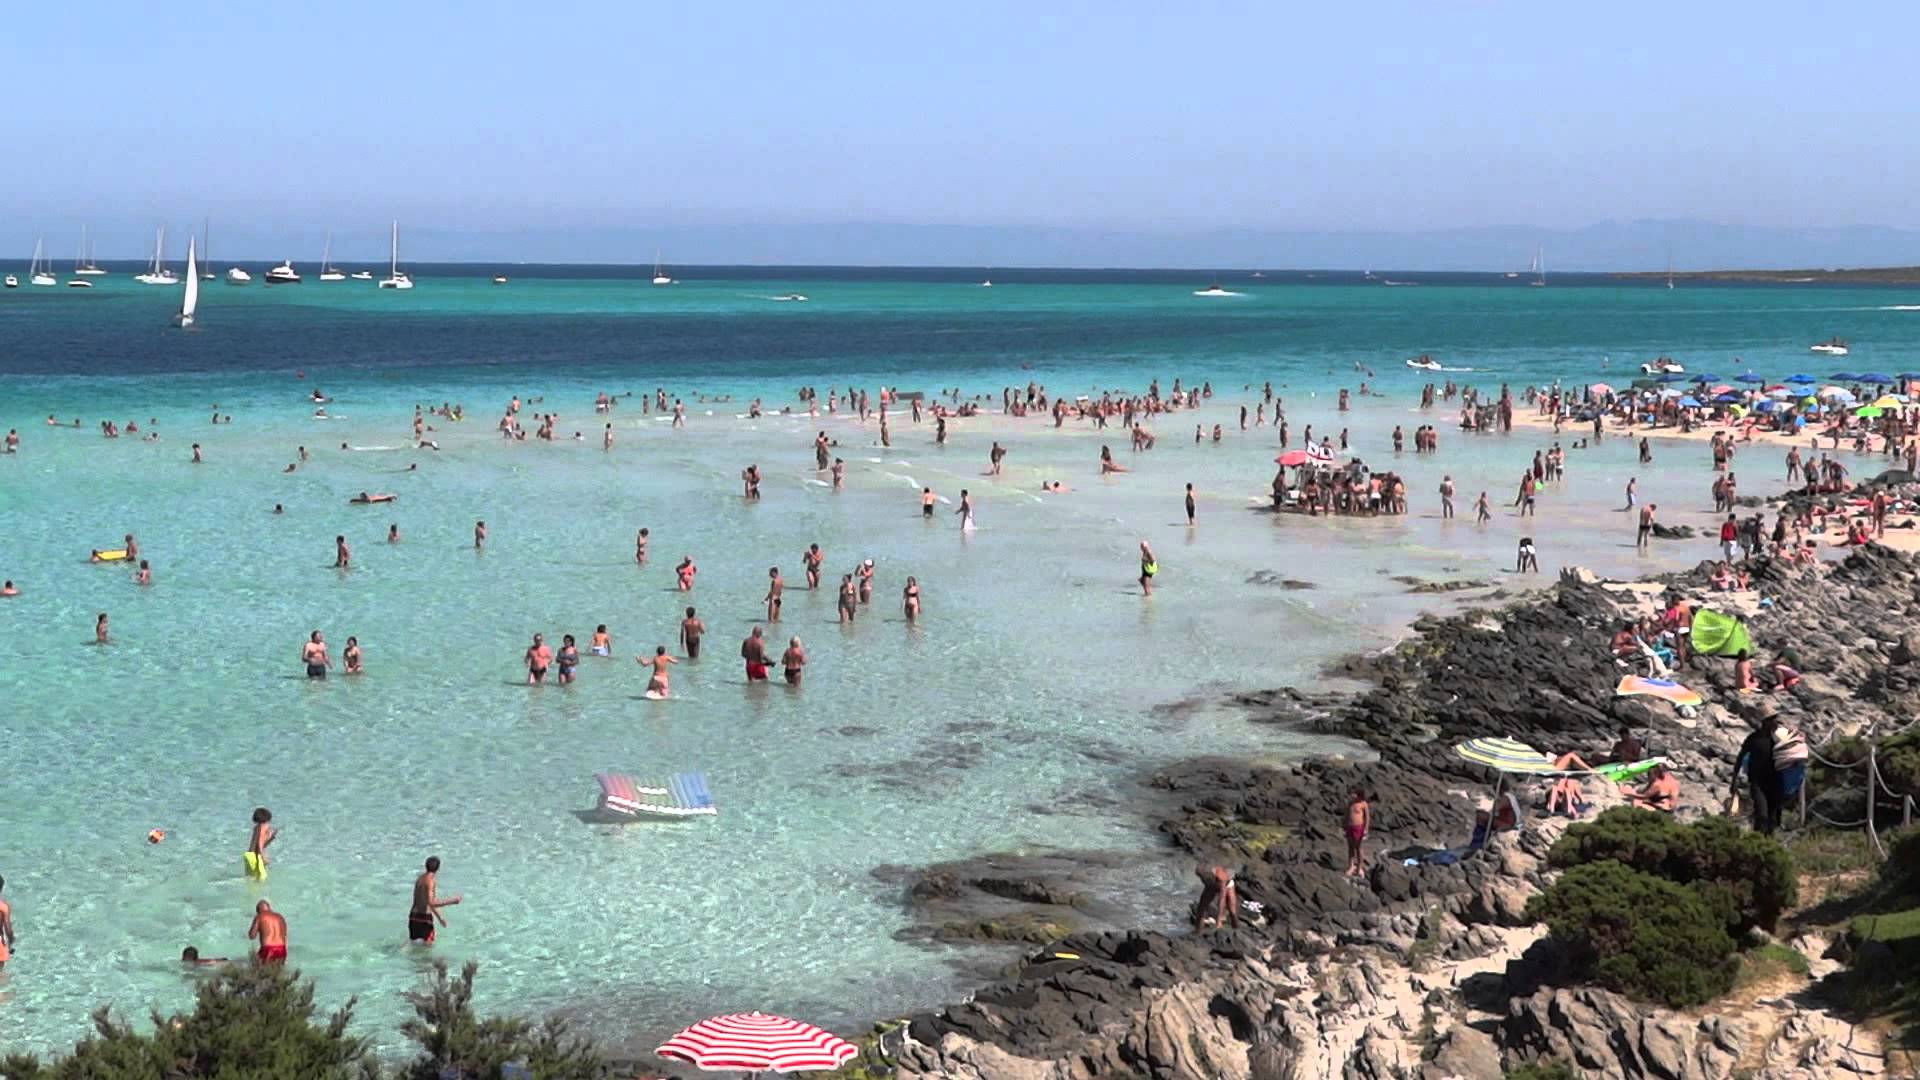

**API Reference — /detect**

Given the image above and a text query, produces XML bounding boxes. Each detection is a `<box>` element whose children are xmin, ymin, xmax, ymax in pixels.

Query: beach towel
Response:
<box><xmin>1690</xmin><ymin>608</ymin><xmax>1753</xmax><ymax>657</ymax></box>
<box><xmin>1614</xmin><ymin>675</ymin><xmax>1704</xmax><ymax>708</ymax></box>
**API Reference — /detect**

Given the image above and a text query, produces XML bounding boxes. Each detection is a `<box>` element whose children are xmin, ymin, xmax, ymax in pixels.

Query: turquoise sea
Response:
<box><xmin>1</xmin><ymin>267</ymin><xmax>1916</xmax><ymax>1057</ymax></box>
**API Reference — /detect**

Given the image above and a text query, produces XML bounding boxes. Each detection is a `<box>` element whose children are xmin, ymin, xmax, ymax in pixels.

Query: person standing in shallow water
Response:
<box><xmin>409</xmin><ymin>856</ymin><xmax>461</xmax><ymax>944</ymax></box>
<box><xmin>1438</xmin><ymin>475</ymin><xmax>1455</xmax><ymax>519</ymax></box>
<box><xmin>1184</xmin><ymin>483</ymin><xmax>1196</xmax><ymax>526</ymax></box>
<box><xmin>1139</xmin><ymin>540</ymin><xmax>1157</xmax><ymax>596</ymax></box>
<box><xmin>765</xmin><ymin>567</ymin><xmax>784</xmax><ymax>622</ymax></box>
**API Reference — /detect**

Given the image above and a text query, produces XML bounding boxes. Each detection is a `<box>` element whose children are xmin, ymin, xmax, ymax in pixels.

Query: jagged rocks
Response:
<box><xmin>1500</xmin><ymin>985</ymin><xmax>1721</xmax><ymax>1079</ymax></box>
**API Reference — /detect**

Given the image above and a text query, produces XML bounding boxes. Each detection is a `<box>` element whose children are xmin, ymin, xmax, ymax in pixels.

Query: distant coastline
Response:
<box><xmin>1614</xmin><ymin>266</ymin><xmax>1920</xmax><ymax>284</ymax></box>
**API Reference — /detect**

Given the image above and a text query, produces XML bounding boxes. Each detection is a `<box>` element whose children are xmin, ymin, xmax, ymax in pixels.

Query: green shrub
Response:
<box><xmin>1527</xmin><ymin>861</ymin><xmax>1737</xmax><ymax>1008</ymax></box>
<box><xmin>0</xmin><ymin>961</ymin><xmax>376</xmax><ymax>1080</ymax></box>
<box><xmin>1546</xmin><ymin>807</ymin><xmax>1797</xmax><ymax>933</ymax></box>
<box><xmin>1877</xmin><ymin>829</ymin><xmax>1920</xmax><ymax>904</ymax></box>
<box><xmin>0</xmin><ymin>961</ymin><xmax>604</xmax><ymax>1080</ymax></box>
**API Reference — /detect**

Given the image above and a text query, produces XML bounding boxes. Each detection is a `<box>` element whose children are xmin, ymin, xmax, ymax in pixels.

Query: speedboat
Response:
<box><xmin>66</xmin><ymin>278</ymin><xmax>92</xmax><ymax>288</ymax></box>
<box><xmin>1406</xmin><ymin>354</ymin><xmax>1444</xmax><ymax>371</ymax></box>
<box><xmin>492</xmin><ymin>275</ymin><xmax>509</xmax><ymax>284</ymax></box>
<box><xmin>265</xmin><ymin>261</ymin><xmax>301</xmax><ymax>284</ymax></box>
<box><xmin>980</xmin><ymin>279</ymin><xmax>993</xmax><ymax>287</ymax></box>
<box><xmin>1640</xmin><ymin>357</ymin><xmax>1686</xmax><ymax>375</ymax></box>
<box><xmin>1810</xmin><ymin>338</ymin><xmax>1849</xmax><ymax>356</ymax></box>
<box><xmin>350</xmin><ymin>270</ymin><xmax>373</xmax><ymax>280</ymax></box>
<box><xmin>1193</xmin><ymin>283</ymin><xmax>1239</xmax><ymax>297</ymax></box>
<box><xmin>772</xmin><ymin>293</ymin><xmax>808</xmax><ymax>302</ymax></box>
<box><xmin>3</xmin><ymin>275</ymin><xmax>16</xmax><ymax>288</ymax></box>
<box><xmin>226</xmin><ymin>267</ymin><xmax>252</xmax><ymax>285</ymax></box>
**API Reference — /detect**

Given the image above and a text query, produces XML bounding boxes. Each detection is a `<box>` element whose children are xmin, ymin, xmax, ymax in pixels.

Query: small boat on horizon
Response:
<box><xmin>135</xmin><ymin>228</ymin><xmax>179</xmax><ymax>285</ymax></box>
<box><xmin>74</xmin><ymin>225</ymin><xmax>107</xmax><ymax>276</ymax></box>
<box><xmin>1810</xmin><ymin>337</ymin><xmax>1849</xmax><ymax>356</ymax></box>
<box><xmin>28</xmin><ymin>238</ymin><xmax>58</xmax><ymax>286</ymax></box>
<box><xmin>350</xmin><ymin>270</ymin><xmax>374</xmax><ymax>280</ymax></box>
<box><xmin>265</xmin><ymin>260</ymin><xmax>302</xmax><ymax>285</ymax></box>
<box><xmin>493</xmin><ymin>275</ymin><xmax>509</xmax><ymax>284</ymax></box>
<box><xmin>1406</xmin><ymin>354</ymin><xmax>1444</xmax><ymax>371</ymax></box>
<box><xmin>771</xmin><ymin>293</ymin><xmax>808</xmax><ymax>302</ymax></box>
<box><xmin>1193</xmin><ymin>283</ymin><xmax>1241</xmax><ymax>297</ymax></box>
<box><xmin>200</xmin><ymin>220</ymin><xmax>217</xmax><ymax>280</ymax></box>
<box><xmin>226</xmin><ymin>267</ymin><xmax>252</xmax><ymax>285</ymax></box>
<box><xmin>1529</xmin><ymin>247</ymin><xmax>1547</xmax><ymax>287</ymax></box>
<box><xmin>378</xmin><ymin>222</ymin><xmax>413</xmax><ymax>290</ymax></box>
<box><xmin>2</xmin><ymin>275</ymin><xmax>15</xmax><ymax>288</ymax></box>
<box><xmin>318</xmin><ymin>231</ymin><xmax>346</xmax><ymax>282</ymax></box>
<box><xmin>651</xmin><ymin>250</ymin><xmax>673</xmax><ymax>286</ymax></box>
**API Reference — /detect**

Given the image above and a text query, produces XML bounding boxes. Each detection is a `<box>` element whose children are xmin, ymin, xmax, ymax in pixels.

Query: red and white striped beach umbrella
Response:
<box><xmin>655</xmin><ymin>1012</ymin><xmax>858</xmax><ymax>1074</ymax></box>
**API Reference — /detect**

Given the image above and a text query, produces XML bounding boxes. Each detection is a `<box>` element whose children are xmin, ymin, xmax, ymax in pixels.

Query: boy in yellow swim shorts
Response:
<box><xmin>246</xmin><ymin>807</ymin><xmax>276</xmax><ymax>880</ymax></box>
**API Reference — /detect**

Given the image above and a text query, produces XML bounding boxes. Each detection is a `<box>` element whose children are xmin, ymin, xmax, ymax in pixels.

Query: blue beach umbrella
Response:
<box><xmin>1829</xmin><ymin>372</ymin><xmax>1856</xmax><ymax>381</ymax></box>
<box><xmin>1733</xmin><ymin>372</ymin><xmax>1766</xmax><ymax>383</ymax></box>
<box><xmin>1679</xmin><ymin>395</ymin><xmax>1703</xmax><ymax>407</ymax></box>
<box><xmin>1785</xmin><ymin>374</ymin><xmax>1817</xmax><ymax>384</ymax></box>
<box><xmin>1898</xmin><ymin>372</ymin><xmax>1920</xmax><ymax>383</ymax></box>
<box><xmin>1690</xmin><ymin>373</ymin><xmax>1720</xmax><ymax>383</ymax></box>
<box><xmin>1657</xmin><ymin>372</ymin><xmax>1688</xmax><ymax>383</ymax></box>
<box><xmin>1859</xmin><ymin>373</ymin><xmax>1894</xmax><ymax>385</ymax></box>
<box><xmin>1755</xmin><ymin>400</ymin><xmax>1780</xmax><ymax>412</ymax></box>
<box><xmin>1714</xmin><ymin>392</ymin><xmax>1741</xmax><ymax>403</ymax></box>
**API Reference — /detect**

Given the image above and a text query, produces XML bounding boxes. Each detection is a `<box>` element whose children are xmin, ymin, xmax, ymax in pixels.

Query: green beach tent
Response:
<box><xmin>1691</xmin><ymin>608</ymin><xmax>1753</xmax><ymax>657</ymax></box>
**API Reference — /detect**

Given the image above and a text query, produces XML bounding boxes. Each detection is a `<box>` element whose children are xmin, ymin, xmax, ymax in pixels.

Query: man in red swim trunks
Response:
<box><xmin>247</xmin><ymin>900</ymin><xmax>288</xmax><ymax>964</ymax></box>
<box><xmin>741</xmin><ymin>626</ymin><xmax>771</xmax><ymax>682</ymax></box>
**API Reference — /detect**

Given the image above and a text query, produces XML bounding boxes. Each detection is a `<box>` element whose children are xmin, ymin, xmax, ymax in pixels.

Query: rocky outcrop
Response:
<box><xmin>877</xmin><ymin>550</ymin><xmax>1917</xmax><ymax>1080</ymax></box>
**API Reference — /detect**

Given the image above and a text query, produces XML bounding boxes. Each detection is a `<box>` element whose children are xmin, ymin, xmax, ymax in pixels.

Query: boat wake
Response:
<box><xmin>1881</xmin><ymin>305</ymin><xmax>1920</xmax><ymax>312</ymax></box>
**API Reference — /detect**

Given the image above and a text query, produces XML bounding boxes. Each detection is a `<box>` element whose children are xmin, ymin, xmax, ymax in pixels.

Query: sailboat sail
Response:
<box><xmin>179</xmin><ymin>239</ymin><xmax>200</xmax><ymax>325</ymax></box>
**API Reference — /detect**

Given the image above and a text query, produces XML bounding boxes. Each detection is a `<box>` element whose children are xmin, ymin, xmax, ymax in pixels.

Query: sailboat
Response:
<box><xmin>28</xmin><ymin>239</ymin><xmax>57</xmax><ymax>286</ymax></box>
<box><xmin>1530</xmin><ymin>247</ymin><xmax>1546</xmax><ymax>287</ymax></box>
<box><xmin>378</xmin><ymin>221</ymin><xmax>413</xmax><ymax>289</ymax></box>
<box><xmin>1665</xmin><ymin>251</ymin><xmax>1675</xmax><ymax>291</ymax></box>
<box><xmin>651</xmin><ymin>251</ymin><xmax>673</xmax><ymax>286</ymax></box>
<box><xmin>74</xmin><ymin>226</ymin><xmax>107</xmax><ymax>276</ymax></box>
<box><xmin>318</xmin><ymin>231</ymin><xmax>345</xmax><ymax>282</ymax></box>
<box><xmin>175</xmin><ymin>238</ymin><xmax>200</xmax><ymax>327</ymax></box>
<box><xmin>135</xmin><ymin>228</ymin><xmax>179</xmax><ymax>285</ymax></box>
<box><xmin>67</xmin><ymin>231</ymin><xmax>93</xmax><ymax>286</ymax></box>
<box><xmin>200</xmin><ymin>221</ymin><xmax>216</xmax><ymax>280</ymax></box>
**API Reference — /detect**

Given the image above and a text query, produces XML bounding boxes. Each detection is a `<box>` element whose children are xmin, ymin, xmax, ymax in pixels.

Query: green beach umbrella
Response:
<box><xmin>1690</xmin><ymin>609</ymin><xmax>1753</xmax><ymax>658</ymax></box>
<box><xmin>1857</xmin><ymin>406</ymin><xmax>1885</xmax><ymax>418</ymax></box>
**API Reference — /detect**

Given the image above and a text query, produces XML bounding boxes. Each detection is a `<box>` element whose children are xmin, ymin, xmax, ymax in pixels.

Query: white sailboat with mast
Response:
<box><xmin>378</xmin><ymin>221</ymin><xmax>413</xmax><ymax>289</ymax></box>
<box><xmin>29</xmin><ymin>238</ymin><xmax>57</xmax><ymax>286</ymax></box>
<box><xmin>1530</xmin><ymin>247</ymin><xmax>1546</xmax><ymax>287</ymax></box>
<box><xmin>319</xmin><ymin>231</ymin><xmax>345</xmax><ymax>282</ymax></box>
<box><xmin>135</xmin><ymin>228</ymin><xmax>179</xmax><ymax>285</ymax></box>
<box><xmin>200</xmin><ymin>220</ymin><xmax>217</xmax><ymax>280</ymax></box>
<box><xmin>74</xmin><ymin>226</ymin><xmax>107</xmax><ymax>276</ymax></box>
<box><xmin>175</xmin><ymin>238</ymin><xmax>200</xmax><ymax>327</ymax></box>
<box><xmin>651</xmin><ymin>250</ymin><xmax>673</xmax><ymax>286</ymax></box>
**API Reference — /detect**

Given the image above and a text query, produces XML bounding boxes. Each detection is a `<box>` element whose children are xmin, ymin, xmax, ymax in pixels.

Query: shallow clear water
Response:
<box><xmin>0</xmin><ymin>271</ymin><xmax>1911</xmax><ymax>1054</ymax></box>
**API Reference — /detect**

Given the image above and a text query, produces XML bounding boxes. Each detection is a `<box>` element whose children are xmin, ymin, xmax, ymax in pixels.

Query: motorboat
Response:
<box><xmin>1193</xmin><ymin>283</ymin><xmax>1240</xmax><ymax>297</ymax></box>
<box><xmin>492</xmin><ymin>275</ymin><xmax>509</xmax><ymax>284</ymax></box>
<box><xmin>1406</xmin><ymin>354</ymin><xmax>1444</xmax><ymax>372</ymax></box>
<box><xmin>1640</xmin><ymin>357</ymin><xmax>1685</xmax><ymax>375</ymax></box>
<box><xmin>265</xmin><ymin>261</ymin><xmax>302</xmax><ymax>284</ymax></box>
<box><xmin>1810</xmin><ymin>338</ymin><xmax>1849</xmax><ymax>356</ymax></box>
<box><xmin>650</xmin><ymin>250</ymin><xmax>672</xmax><ymax>285</ymax></box>
<box><xmin>29</xmin><ymin>238</ymin><xmax>57</xmax><ymax>286</ymax></box>
<box><xmin>350</xmin><ymin>270</ymin><xmax>374</xmax><ymax>280</ymax></box>
<box><xmin>377</xmin><ymin>222</ymin><xmax>413</xmax><ymax>289</ymax></box>
<box><xmin>318</xmin><ymin>231</ymin><xmax>345</xmax><ymax>281</ymax></box>
<box><xmin>226</xmin><ymin>267</ymin><xmax>252</xmax><ymax>285</ymax></box>
<box><xmin>771</xmin><ymin>293</ymin><xmax>808</xmax><ymax>302</ymax></box>
<box><xmin>3</xmin><ymin>275</ymin><xmax>15</xmax><ymax>288</ymax></box>
<box><xmin>66</xmin><ymin>278</ymin><xmax>92</xmax><ymax>288</ymax></box>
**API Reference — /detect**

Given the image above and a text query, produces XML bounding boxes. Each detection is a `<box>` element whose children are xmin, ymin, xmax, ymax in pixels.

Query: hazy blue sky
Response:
<box><xmin>3</xmin><ymin>4</ymin><xmax>1915</xmax><ymax>262</ymax></box>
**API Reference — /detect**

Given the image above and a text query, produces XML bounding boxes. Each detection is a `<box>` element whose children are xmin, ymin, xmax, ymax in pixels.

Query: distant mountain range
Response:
<box><xmin>12</xmin><ymin>219</ymin><xmax>1920</xmax><ymax>272</ymax></box>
